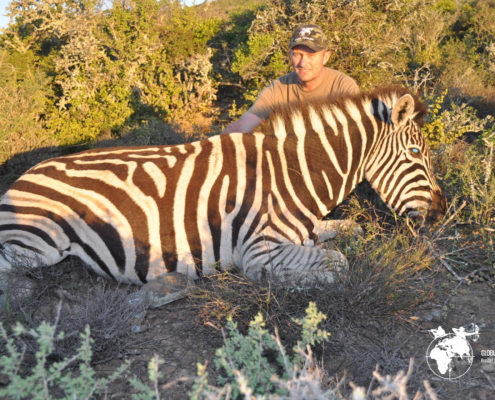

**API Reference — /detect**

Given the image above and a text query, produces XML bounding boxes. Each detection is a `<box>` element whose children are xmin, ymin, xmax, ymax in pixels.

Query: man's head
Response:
<box><xmin>289</xmin><ymin>24</ymin><xmax>330</xmax><ymax>88</ymax></box>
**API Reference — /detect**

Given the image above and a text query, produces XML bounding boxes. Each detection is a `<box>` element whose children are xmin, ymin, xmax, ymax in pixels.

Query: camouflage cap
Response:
<box><xmin>289</xmin><ymin>24</ymin><xmax>328</xmax><ymax>52</ymax></box>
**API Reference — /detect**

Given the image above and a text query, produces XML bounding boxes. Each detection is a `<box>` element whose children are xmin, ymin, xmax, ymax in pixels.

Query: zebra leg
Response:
<box><xmin>313</xmin><ymin>219</ymin><xmax>363</xmax><ymax>244</ymax></box>
<box><xmin>241</xmin><ymin>239</ymin><xmax>347</xmax><ymax>286</ymax></box>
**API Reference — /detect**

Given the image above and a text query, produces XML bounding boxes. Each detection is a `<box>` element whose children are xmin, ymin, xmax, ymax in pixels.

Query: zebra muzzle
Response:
<box><xmin>426</xmin><ymin>190</ymin><xmax>447</xmax><ymax>222</ymax></box>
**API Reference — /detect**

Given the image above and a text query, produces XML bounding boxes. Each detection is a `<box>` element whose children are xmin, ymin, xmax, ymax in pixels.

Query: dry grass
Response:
<box><xmin>190</xmin><ymin>198</ymin><xmax>436</xmax><ymax>325</ymax></box>
<box><xmin>0</xmin><ymin>259</ymin><xmax>149</xmax><ymax>364</ymax></box>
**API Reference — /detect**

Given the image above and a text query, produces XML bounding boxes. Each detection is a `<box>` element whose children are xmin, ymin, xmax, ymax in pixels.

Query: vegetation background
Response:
<box><xmin>0</xmin><ymin>0</ymin><xmax>494</xmax><ymax>399</ymax></box>
<box><xmin>1</xmin><ymin>0</ymin><xmax>494</xmax><ymax>162</ymax></box>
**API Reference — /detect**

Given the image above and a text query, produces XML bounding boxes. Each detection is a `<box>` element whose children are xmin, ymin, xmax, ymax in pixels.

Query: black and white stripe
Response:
<box><xmin>0</xmin><ymin>87</ymin><xmax>446</xmax><ymax>285</ymax></box>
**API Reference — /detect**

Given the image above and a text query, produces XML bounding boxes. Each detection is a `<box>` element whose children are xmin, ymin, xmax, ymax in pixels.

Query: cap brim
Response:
<box><xmin>289</xmin><ymin>40</ymin><xmax>325</xmax><ymax>52</ymax></box>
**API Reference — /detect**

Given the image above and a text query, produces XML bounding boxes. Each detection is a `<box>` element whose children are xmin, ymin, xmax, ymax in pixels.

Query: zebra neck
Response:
<box><xmin>305</xmin><ymin>104</ymin><xmax>374</xmax><ymax>215</ymax></box>
<box><xmin>363</xmin><ymin>124</ymin><xmax>392</xmax><ymax>193</ymax></box>
<box><xmin>265</xmin><ymin>111</ymin><xmax>372</xmax><ymax>219</ymax></box>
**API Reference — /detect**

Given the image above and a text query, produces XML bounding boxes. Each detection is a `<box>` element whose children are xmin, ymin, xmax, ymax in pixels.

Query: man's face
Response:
<box><xmin>290</xmin><ymin>45</ymin><xmax>330</xmax><ymax>84</ymax></box>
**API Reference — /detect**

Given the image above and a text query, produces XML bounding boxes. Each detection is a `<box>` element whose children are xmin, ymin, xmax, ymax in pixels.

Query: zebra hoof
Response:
<box><xmin>310</xmin><ymin>250</ymin><xmax>347</xmax><ymax>286</ymax></box>
<box><xmin>314</xmin><ymin>220</ymin><xmax>363</xmax><ymax>244</ymax></box>
<box><xmin>327</xmin><ymin>249</ymin><xmax>348</xmax><ymax>272</ymax></box>
<box><xmin>139</xmin><ymin>272</ymin><xmax>195</xmax><ymax>308</ymax></box>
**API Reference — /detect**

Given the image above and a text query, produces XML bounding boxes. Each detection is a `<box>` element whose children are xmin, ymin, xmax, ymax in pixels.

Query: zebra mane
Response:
<box><xmin>365</xmin><ymin>85</ymin><xmax>427</xmax><ymax>125</ymax></box>
<box><xmin>261</xmin><ymin>85</ymin><xmax>427</xmax><ymax>132</ymax></box>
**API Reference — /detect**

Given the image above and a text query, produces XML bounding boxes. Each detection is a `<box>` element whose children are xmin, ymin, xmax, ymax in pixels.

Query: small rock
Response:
<box><xmin>127</xmin><ymin>290</ymin><xmax>147</xmax><ymax>306</ymax></box>
<box><xmin>422</xmin><ymin>309</ymin><xmax>444</xmax><ymax>322</ymax></box>
<box><xmin>131</xmin><ymin>325</ymin><xmax>143</xmax><ymax>334</ymax></box>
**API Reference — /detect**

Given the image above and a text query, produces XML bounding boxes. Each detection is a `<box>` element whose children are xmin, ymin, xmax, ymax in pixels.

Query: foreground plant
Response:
<box><xmin>0</xmin><ymin>305</ymin><xmax>127</xmax><ymax>400</ymax></box>
<box><xmin>190</xmin><ymin>301</ymin><xmax>331</xmax><ymax>399</ymax></box>
<box><xmin>188</xmin><ymin>302</ymin><xmax>439</xmax><ymax>400</ymax></box>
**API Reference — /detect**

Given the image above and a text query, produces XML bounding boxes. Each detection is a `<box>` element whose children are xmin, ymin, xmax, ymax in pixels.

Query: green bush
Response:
<box><xmin>0</xmin><ymin>49</ymin><xmax>53</xmax><ymax>163</ymax></box>
<box><xmin>226</xmin><ymin>0</ymin><xmax>494</xmax><ymax>111</ymax></box>
<box><xmin>190</xmin><ymin>302</ymin><xmax>330</xmax><ymax>399</ymax></box>
<box><xmin>188</xmin><ymin>301</ymin><xmax>438</xmax><ymax>399</ymax></box>
<box><xmin>1</xmin><ymin>0</ymin><xmax>221</xmax><ymax>149</ymax></box>
<box><xmin>0</xmin><ymin>319</ymin><xmax>127</xmax><ymax>399</ymax></box>
<box><xmin>423</xmin><ymin>90</ymin><xmax>494</xmax><ymax>149</ymax></box>
<box><xmin>1</xmin><ymin>0</ymin><xmax>494</xmax><ymax>153</ymax></box>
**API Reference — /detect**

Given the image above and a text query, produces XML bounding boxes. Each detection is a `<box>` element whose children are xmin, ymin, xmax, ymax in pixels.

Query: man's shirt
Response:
<box><xmin>249</xmin><ymin>68</ymin><xmax>360</xmax><ymax>120</ymax></box>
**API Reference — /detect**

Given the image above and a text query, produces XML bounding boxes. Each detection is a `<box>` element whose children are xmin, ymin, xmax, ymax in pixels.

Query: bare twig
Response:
<box><xmin>426</xmin><ymin>241</ymin><xmax>462</xmax><ymax>281</ymax></box>
<box><xmin>455</xmin><ymin>267</ymin><xmax>492</xmax><ymax>289</ymax></box>
<box><xmin>422</xmin><ymin>379</ymin><xmax>439</xmax><ymax>400</ymax></box>
<box><xmin>159</xmin><ymin>376</ymin><xmax>193</xmax><ymax>391</ymax></box>
<box><xmin>431</xmin><ymin>199</ymin><xmax>467</xmax><ymax>240</ymax></box>
<box><xmin>481</xmin><ymin>370</ymin><xmax>495</xmax><ymax>391</ymax></box>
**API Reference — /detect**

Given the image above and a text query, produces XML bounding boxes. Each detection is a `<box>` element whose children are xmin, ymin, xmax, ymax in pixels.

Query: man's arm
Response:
<box><xmin>221</xmin><ymin>111</ymin><xmax>262</xmax><ymax>134</ymax></box>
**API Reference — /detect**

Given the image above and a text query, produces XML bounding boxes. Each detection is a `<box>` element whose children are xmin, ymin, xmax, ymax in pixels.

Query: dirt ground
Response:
<box><xmin>109</xmin><ymin>277</ymin><xmax>495</xmax><ymax>399</ymax></box>
<box><xmin>113</xmin><ymin>277</ymin><xmax>495</xmax><ymax>399</ymax></box>
<box><xmin>5</xmin><ymin>257</ymin><xmax>491</xmax><ymax>400</ymax></box>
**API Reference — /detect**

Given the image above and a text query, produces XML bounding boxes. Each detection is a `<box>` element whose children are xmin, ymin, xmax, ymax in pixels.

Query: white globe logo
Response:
<box><xmin>426</xmin><ymin>325</ymin><xmax>479</xmax><ymax>380</ymax></box>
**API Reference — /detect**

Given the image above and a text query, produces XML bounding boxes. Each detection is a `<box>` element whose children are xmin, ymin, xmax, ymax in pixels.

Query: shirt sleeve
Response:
<box><xmin>338</xmin><ymin>74</ymin><xmax>360</xmax><ymax>96</ymax></box>
<box><xmin>247</xmin><ymin>84</ymin><xmax>276</xmax><ymax>120</ymax></box>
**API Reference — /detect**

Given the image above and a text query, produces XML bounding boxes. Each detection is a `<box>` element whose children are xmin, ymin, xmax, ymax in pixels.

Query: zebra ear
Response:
<box><xmin>391</xmin><ymin>94</ymin><xmax>415</xmax><ymax>126</ymax></box>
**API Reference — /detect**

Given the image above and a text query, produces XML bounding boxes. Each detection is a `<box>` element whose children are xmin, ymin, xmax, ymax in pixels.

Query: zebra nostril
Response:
<box><xmin>405</xmin><ymin>208</ymin><xmax>424</xmax><ymax>219</ymax></box>
<box><xmin>427</xmin><ymin>190</ymin><xmax>447</xmax><ymax>221</ymax></box>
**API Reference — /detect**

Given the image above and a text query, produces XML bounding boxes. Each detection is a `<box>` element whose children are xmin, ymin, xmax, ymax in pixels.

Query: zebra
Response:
<box><xmin>0</xmin><ymin>86</ymin><xmax>446</xmax><ymax>286</ymax></box>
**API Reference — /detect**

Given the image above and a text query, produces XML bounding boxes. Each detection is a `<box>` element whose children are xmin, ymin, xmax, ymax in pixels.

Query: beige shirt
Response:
<box><xmin>249</xmin><ymin>68</ymin><xmax>359</xmax><ymax>119</ymax></box>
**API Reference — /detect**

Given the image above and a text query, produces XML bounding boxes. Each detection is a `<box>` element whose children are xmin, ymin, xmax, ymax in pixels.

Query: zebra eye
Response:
<box><xmin>410</xmin><ymin>148</ymin><xmax>421</xmax><ymax>156</ymax></box>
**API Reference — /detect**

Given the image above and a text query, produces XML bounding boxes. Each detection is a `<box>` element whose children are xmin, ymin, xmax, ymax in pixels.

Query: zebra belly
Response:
<box><xmin>0</xmin><ymin>191</ymin><xmax>240</xmax><ymax>284</ymax></box>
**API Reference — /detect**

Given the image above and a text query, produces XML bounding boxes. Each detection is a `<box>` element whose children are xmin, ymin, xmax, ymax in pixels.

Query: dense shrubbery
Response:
<box><xmin>423</xmin><ymin>89</ymin><xmax>494</xmax><ymax>148</ymax></box>
<box><xmin>1</xmin><ymin>0</ymin><xmax>493</xmax><ymax>162</ymax></box>
<box><xmin>0</xmin><ymin>0</ymin><xmax>222</xmax><ymax>160</ymax></box>
<box><xmin>0</xmin><ymin>49</ymin><xmax>52</xmax><ymax>157</ymax></box>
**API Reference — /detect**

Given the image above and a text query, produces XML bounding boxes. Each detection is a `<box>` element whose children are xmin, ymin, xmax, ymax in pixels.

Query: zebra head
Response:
<box><xmin>365</xmin><ymin>91</ymin><xmax>447</xmax><ymax>222</ymax></box>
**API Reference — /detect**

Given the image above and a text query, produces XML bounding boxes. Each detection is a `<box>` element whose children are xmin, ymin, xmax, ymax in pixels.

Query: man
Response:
<box><xmin>222</xmin><ymin>23</ymin><xmax>360</xmax><ymax>134</ymax></box>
